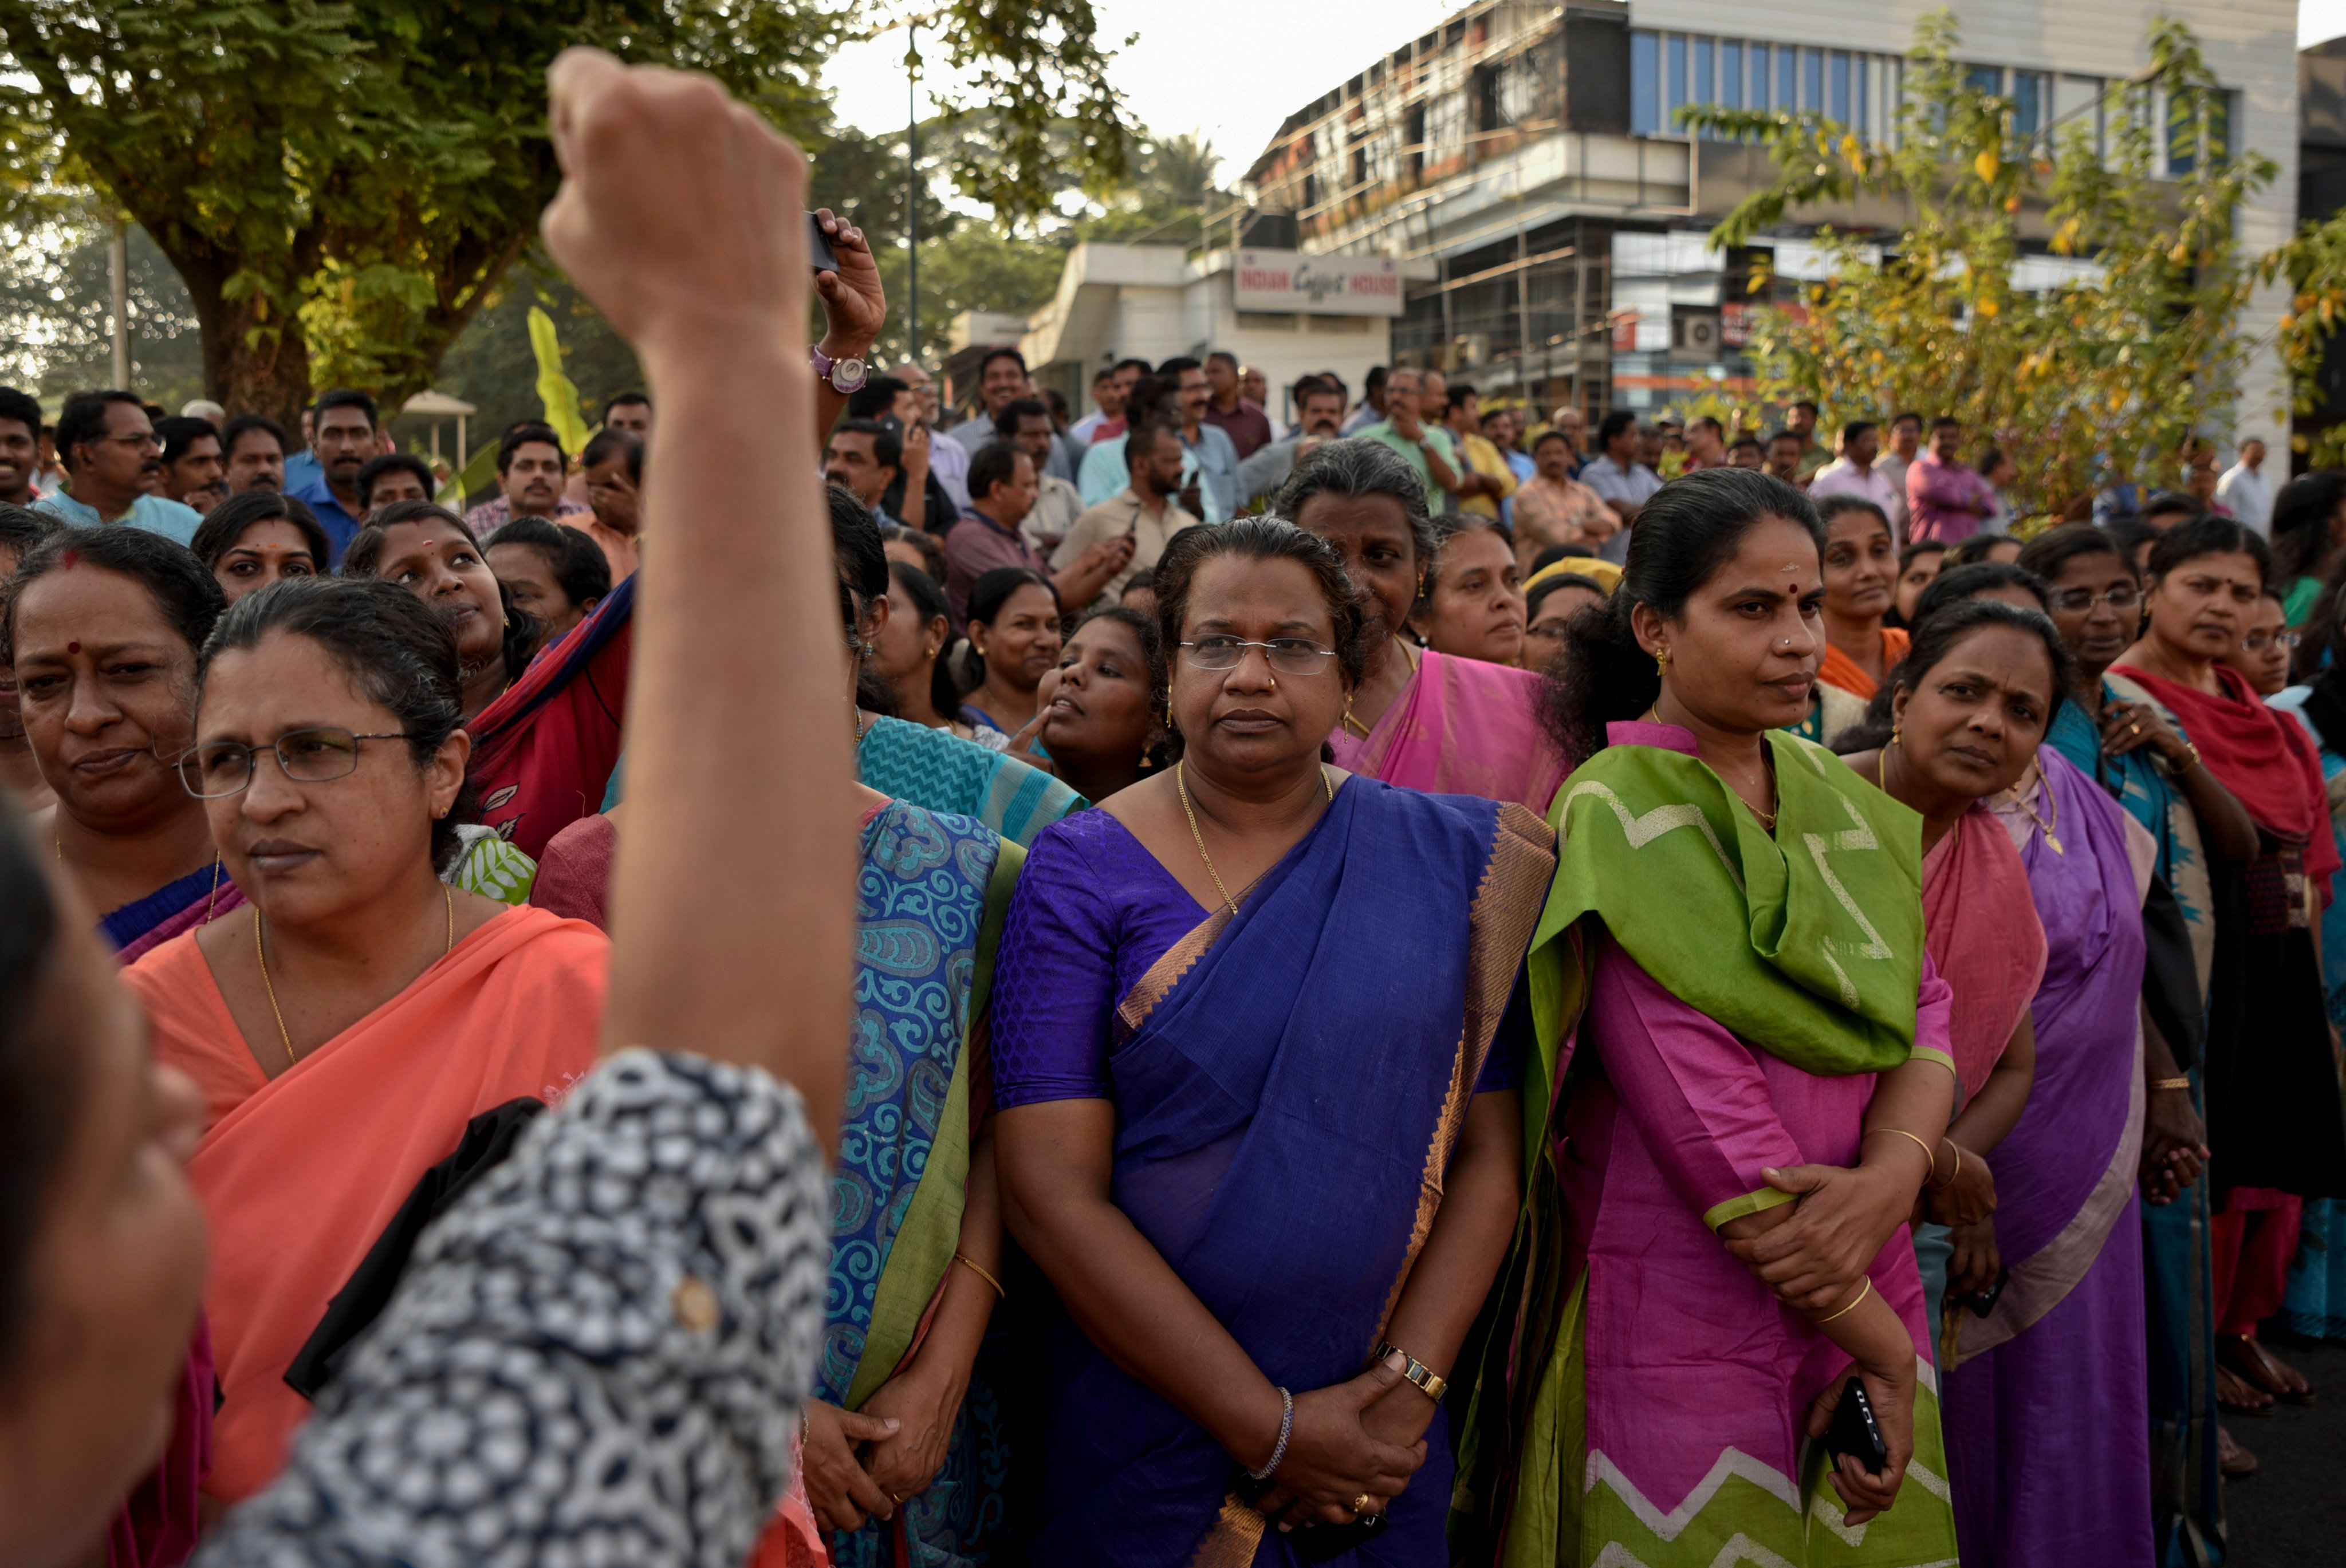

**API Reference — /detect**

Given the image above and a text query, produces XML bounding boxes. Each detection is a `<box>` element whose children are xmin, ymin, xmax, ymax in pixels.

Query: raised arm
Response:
<box><xmin>542</xmin><ymin>52</ymin><xmax>857</xmax><ymax>1148</ymax></box>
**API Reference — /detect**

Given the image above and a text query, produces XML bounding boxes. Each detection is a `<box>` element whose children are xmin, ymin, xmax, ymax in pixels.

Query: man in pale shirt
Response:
<box><xmin>32</xmin><ymin>390</ymin><xmax>202</xmax><ymax>545</ymax></box>
<box><xmin>1579</xmin><ymin>409</ymin><xmax>1662</xmax><ymax>565</ymax></box>
<box><xmin>2217</xmin><ymin>438</ymin><xmax>2274</xmax><ymax>535</ymax></box>
<box><xmin>1876</xmin><ymin>412</ymin><xmax>1923</xmax><ymax>536</ymax></box>
<box><xmin>893</xmin><ymin>362</ymin><xmax>969</xmax><ymax>507</ymax></box>
<box><xmin>1807</xmin><ymin>421</ymin><xmax>1901</xmax><ymax>522</ymax></box>
<box><xmin>1003</xmin><ymin>397</ymin><xmax>1085</xmax><ymax>555</ymax></box>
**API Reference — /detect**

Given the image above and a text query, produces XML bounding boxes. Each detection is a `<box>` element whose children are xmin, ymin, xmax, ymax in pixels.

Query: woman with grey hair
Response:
<box><xmin>1276</xmin><ymin>439</ymin><xmax>1570</xmax><ymax>810</ymax></box>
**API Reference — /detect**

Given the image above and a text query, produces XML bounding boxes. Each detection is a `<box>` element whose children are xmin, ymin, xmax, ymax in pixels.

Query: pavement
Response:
<box><xmin>2217</xmin><ymin>1333</ymin><xmax>2346</xmax><ymax>1564</ymax></box>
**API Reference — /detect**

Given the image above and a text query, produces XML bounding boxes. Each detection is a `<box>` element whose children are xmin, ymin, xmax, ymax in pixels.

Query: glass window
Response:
<box><xmin>1967</xmin><ymin>65</ymin><xmax>2003</xmax><ymax>98</ymax></box>
<box><xmin>1779</xmin><ymin>45</ymin><xmax>1797</xmax><ymax>110</ymax></box>
<box><xmin>1695</xmin><ymin>37</ymin><xmax>1714</xmax><ymax>108</ymax></box>
<box><xmin>1853</xmin><ymin>56</ymin><xmax>1868</xmax><ymax>136</ymax></box>
<box><xmin>2014</xmin><ymin>71</ymin><xmax>2041</xmax><ymax>136</ymax></box>
<box><xmin>1668</xmin><ymin>34</ymin><xmax>1688</xmax><ymax>130</ymax></box>
<box><xmin>1632</xmin><ymin>31</ymin><xmax>1660</xmax><ymax>135</ymax></box>
<box><xmin>1751</xmin><ymin>44</ymin><xmax>1772</xmax><ymax>111</ymax></box>
<box><xmin>1832</xmin><ymin>52</ymin><xmax>1850</xmax><ymax>124</ymax></box>
<box><xmin>1805</xmin><ymin>49</ymin><xmax>1823</xmax><ymax>113</ymax></box>
<box><xmin>1723</xmin><ymin>41</ymin><xmax>1744</xmax><ymax>110</ymax></box>
<box><xmin>2167</xmin><ymin>88</ymin><xmax>2228</xmax><ymax>174</ymax></box>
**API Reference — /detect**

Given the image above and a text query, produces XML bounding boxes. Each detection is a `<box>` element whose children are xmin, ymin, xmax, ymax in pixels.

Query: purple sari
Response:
<box><xmin>1943</xmin><ymin>746</ymin><xmax>2152</xmax><ymax>1562</ymax></box>
<box><xmin>1011</xmin><ymin>780</ymin><xmax>1553</xmax><ymax>1566</ymax></box>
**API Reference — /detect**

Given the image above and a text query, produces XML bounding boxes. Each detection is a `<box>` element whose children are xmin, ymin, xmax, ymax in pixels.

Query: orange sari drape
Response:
<box><xmin>124</xmin><ymin>904</ymin><xmax>608</xmax><ymax>1503</ymax></box>
<box><xmin>1817</xmin><ymin>625</ymin><xmax>1911</xmax><ymax>701</ymax></box>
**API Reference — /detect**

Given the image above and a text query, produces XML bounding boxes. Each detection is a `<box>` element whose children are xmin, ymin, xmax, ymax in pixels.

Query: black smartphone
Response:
<box><xmin>806</xmin><ymin>212</ymin><xmax>840</xmax><ymax>274</ymax></box>
<box><xmin>1823</xmin><ymin>1376</ymin><xmax>1889</xmax><ymax>1478</ymax></box>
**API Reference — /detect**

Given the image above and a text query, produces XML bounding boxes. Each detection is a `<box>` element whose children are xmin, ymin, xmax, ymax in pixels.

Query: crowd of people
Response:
<box><xmin>3</xmin><ymin>48</ymin><xmax>2344</xmax><ymax>1568</ymax></box>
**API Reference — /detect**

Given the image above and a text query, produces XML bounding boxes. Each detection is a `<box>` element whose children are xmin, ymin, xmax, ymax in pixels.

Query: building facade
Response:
<box><xmin>1242</xmin><ymin>0</ymin><xmax>2298</xmax><ymax>442</ymax></box>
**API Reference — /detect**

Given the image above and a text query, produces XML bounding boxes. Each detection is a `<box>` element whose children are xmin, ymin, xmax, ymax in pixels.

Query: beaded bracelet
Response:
<box><xmin>1248</xmin><ymin>1386</ymin><xmax>1294</xmax><ymax>1480</ymax></box>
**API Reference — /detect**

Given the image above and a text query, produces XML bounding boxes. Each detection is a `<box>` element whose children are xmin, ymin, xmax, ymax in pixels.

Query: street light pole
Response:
<box><xmin>109</xmin><ymin>219</ymin><xmax>131</xmax><ymax>391</ymax></box>
<box><xmin>906</xmin><ymin>25</ymin><xmax>920</xmax><ymax>365</ymax></box>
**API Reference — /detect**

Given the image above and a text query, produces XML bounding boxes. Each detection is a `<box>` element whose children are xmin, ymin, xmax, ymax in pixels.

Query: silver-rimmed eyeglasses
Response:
<box><xmin>177</xmin><ymin>727</ymin><xmax>416</xmax><ymax>798</ymax></box>
<box><xmin>1179</xmin><ymin>636</ymin><xmax>1337</xmax><ymax>675</ymax></box>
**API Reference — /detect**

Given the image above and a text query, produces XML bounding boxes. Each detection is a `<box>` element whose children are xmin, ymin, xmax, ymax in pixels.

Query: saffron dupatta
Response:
<box><xmin>1817</xmin><ymin>626</ymin><xmax>1911</xmax><ymax>702</ymax></box>
<box><xmin>124</xmin><ymin>905</ymin><xmax>608</xmax><ymax>1501</ymax></box>
<box><xmin>1028</xmin><ymin>779</ymin><xmax>1553</xmax><ymax>1566</ymax></box>
<box><xmin>1326</xmin><ymin>646</ymin><xmax>1571</xmax><ymax>814</ymax></box>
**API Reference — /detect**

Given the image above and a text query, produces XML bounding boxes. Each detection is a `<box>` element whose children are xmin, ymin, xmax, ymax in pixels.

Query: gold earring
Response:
<box><xmin>1891</xmin><ymin>726</ymin><xmax>1902</xmax><ymax>746</ymax></box>
<box><xmin>1655</xmin><ymin>649</ymin><xmax>1671</xmax><ymax>675</ymax></box>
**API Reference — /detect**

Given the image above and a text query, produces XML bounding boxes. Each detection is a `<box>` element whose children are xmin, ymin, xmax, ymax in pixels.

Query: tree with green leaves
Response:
<box><xmin>2262</xmin><ymin>212</ymin><xmax>2346</xmax><ymax>467</ymax></box>
<box><xmin>1684</xmin><ymin>12</ymin><xmax>2271</xmax><ymax>519</ymax></box>
<box><xmin>0</xmin><ymin>0</ymin><xmax>1125</xmax><ymax>423</ymax></box>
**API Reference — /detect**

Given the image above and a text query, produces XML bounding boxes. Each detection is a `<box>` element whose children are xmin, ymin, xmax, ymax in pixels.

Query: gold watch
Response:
<box><xmin>1372</xmin><ymin>1341</ymin><xmax>1448</xmax><ymax>1402</ymax></box>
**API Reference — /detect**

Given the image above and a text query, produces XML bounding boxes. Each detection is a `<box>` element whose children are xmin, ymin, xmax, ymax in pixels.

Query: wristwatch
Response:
<box><xmin>811</xmin><ymin>344</ymin><xmax>868</xmax><ymax>395</ymax></box>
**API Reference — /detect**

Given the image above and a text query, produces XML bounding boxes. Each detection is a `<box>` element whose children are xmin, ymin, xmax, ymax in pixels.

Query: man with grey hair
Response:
<box><xmin>180</xmin><ymin>398</ymin><xmax>227</xmax><ymax>427</ymax></box>
<box><xmin>1359</xmin><ymin>366</ymin><xmax>1462</xmax><ymax>510</ymax></box>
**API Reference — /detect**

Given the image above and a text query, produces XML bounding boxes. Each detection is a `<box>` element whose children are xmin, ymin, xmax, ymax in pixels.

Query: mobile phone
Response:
<box><xmin>1823</xmin><ymin>1376</ymin><xmax>1889</xmax><ymax>1478</ymax></box>
<box><xmin>806</xmin><ymin>212</ymin><xmax>840</xmax><ymax>274</ymax></box>
<box><xmin>1958</xmin><ymin>1265</ymin><xmax>2012</xmax><ymax>1319</ymax></box>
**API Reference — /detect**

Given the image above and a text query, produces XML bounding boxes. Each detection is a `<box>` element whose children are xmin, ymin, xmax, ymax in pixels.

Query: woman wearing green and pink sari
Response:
<box><xmin>1458</xmin><ymin>469</ymin><xmax>1963</xmax><ymax>1567</ymax></box>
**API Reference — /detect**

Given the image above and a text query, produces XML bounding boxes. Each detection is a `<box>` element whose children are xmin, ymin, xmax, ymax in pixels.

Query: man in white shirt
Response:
<box><xmin>2217</xmin><ymin>438</ymin><xmax>2275</xmax><ymax>535</ymax></box>
<box><xmin>1807</xmin><ymin>421</ymin><xmax>1902</xmax><ymax>523</ymax></box>
<box><xmin>1875</xmin><ymin>412</ymin><xmax>1923</xmax><ymax>537</ymax></box>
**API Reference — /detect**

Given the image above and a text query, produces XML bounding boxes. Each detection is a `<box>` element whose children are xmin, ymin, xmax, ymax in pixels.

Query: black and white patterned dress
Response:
<box><xmin>199</xmin><ymin>1049</ymin><xmax>829</xmax><ymax>1567</ymax></box>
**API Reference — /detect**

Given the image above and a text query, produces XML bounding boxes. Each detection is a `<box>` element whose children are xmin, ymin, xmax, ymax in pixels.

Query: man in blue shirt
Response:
<box><xmin>30</xmin><ymin>390</ymin><xmax>202</xmax><ymax>545</ymax></box>
<box><xmin>286</xmin><ymin>388</ymin><xmax>380</xmax><ymax>563</ymax></box>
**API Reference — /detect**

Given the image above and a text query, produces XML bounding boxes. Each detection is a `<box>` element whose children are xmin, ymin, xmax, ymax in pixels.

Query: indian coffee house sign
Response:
<box><xmin>1232</xmin><ymin>249</ymin><xmax>1406</xmax><ymax>318</ymax></box>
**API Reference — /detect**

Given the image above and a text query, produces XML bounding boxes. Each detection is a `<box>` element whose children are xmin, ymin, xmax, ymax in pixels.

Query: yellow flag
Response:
<box><xmin>528</xmin><ymin>307</ymin><xmax>591</xmax><ymax>456</ymax></box>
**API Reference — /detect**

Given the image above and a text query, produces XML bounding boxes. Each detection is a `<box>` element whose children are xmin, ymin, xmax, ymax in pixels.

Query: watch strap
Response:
<box><xmin>1371</xmin><ymin>1341</ymin><xmax>1448</xmax><ymax>1403</ymax></box>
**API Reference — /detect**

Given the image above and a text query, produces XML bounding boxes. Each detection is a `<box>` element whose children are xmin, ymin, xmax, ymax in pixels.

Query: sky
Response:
<box><xmin>828</xmin><ymin>2</ymin><xmax>2346</xmax><ymax>187</ymax></box>
<box><xmin>2310</xmin><ymin>0</ymin><xmax>2346</xmax><ymax>49</ymax></box>
<box><xmin>819</xmin><ymin>0</ymin><xmax>1457</xmax><ymax>186</ymax></box>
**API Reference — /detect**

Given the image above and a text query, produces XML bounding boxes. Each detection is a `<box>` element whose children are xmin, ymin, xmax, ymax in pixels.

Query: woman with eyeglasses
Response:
<box><xmin>2016</xmin><ymin>522</ymin><xmax>2255</xmax><ymax>1510</ymax></box>
<box><xmin>2109</xmin><ymin>517</ymin><xmax>2346</xmax><ymax>1442</ymax></box>
<box><xmin>3</xmin><ymin>526</ymin><xmax>250</xmax><ymax>959</ymax></box>
<box><xmin>993</xmin><ymin>518</ymin><xmax>1550</xmax><ymax>1562</ymax></box>
<box><xmin>1282</xmin><ymin>438</ymin><xmax>1569</xmax><ymax>812</ymax></box>
<box><xmin>2222</xmin><ymin>588</ymin><xmax>2296</xmax><ymax>698</ymax></box>
<box><xmin>121</xmin><ymin>576</ymin><xmax>607</xmax><ymax>1507</ymax></box>
<box><xmin>1518</xmin><ymin>569</ymin><xmax>1606</xmax><ymax>672</ymax></box>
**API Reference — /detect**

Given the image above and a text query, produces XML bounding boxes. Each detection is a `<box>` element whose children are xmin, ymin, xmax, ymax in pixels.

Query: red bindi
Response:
<box><xmin>66</xmin><ymin>641</ymin><xmax>80</xmax><ymax>655</ymax></box>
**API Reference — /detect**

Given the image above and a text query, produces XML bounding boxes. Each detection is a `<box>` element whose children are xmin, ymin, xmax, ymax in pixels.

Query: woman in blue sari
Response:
<box><xmin>992</xmin><ymin>518</ymin><xmax>1550</xmax><ymax>1564</ymax></box>
<box><xmin>2019</xmin><ymin>523</ymin><xmax>2259</xmax><ymax>1537</ymax></box>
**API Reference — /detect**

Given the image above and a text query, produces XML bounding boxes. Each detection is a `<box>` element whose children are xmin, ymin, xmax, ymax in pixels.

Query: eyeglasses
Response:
<box><xmin>177</xmin><ymin>727</ymin><xmax>415</xmax><ymax>798</ymax></box>
<box><xmin>1524</xmin><ymin>623</ymin><xmax>1570</xmax><ymax>642</ymax></box>
<box><xmin>96</xmin><ymin>432</ymin><xmax>163</xmax><ymax>451</ymax></box>
<box><xmin>2048</xmin><ymin>586</ymin><xmax>2142</xmax><ymax>614</ymax></box>
<box><xmin>1180</xmin><ymin>636</ymin><xmax>1337</xmax><ymax>675</ymax></box>
<box><xmin>2242</xmin><ymin>632</ymin><xmax>2302</xmax><ymax>653</ymax></box>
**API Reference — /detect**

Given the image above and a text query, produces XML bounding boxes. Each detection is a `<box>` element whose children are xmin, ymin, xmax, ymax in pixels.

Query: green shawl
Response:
<box><xmin>1529</xmin><ymin>726</ymin><xmax>1929</xmax><ymax>1080</ymax></box>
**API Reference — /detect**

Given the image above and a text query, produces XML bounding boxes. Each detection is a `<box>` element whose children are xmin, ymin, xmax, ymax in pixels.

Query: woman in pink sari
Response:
<box><xmin>1279</xmin><ymin>440</ymin><xmax>1570</xmax><ymax>813</ymax></box>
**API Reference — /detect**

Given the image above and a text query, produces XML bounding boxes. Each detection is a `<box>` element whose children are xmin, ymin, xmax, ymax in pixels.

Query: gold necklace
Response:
<box><xmin>2002</xmin><ymin>759</ymin><xmax>2064</xmax><ymax>855</ymax></box>
<box><xmin>1177</xmin><ymin>760</ymin><xmax>1333</xmax><ymax>917</ymax></box>
<box><xmin>258</xmin><ymin>884</ymin><xmax>454</xmax><ymax>1067</ymax></box>
<box><xmin>1341</xmin><ymin>640</ymin><xmax>1419</xmax><ymax>739</ymax></box>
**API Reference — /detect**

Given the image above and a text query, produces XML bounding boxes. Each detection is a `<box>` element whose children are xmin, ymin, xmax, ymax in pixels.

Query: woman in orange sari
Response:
<box><xmin>1816</xmin><ymin>495</ymin><xmax>1909</xmax><ymax>700</ymax></box>
<box><xmin>123</xmin><ymin>576</ymin><xmax>607</xmax><ymax>1505</ymax></box>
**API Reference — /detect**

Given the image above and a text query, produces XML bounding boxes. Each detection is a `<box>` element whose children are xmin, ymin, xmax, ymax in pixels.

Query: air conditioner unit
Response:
<box><xmin>1676</xmin><ymin>314</ymin><xmax>1721</xmax><ymax>357</ymax></box>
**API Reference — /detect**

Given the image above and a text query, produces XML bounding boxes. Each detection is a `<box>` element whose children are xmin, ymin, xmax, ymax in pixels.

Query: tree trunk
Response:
<box><xmin>174</xmin><ymin>246</ymin><xmax>314</xmax><ymax>428</ymax></box>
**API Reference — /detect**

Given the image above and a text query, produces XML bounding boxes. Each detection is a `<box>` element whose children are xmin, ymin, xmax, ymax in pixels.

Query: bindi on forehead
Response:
<box><xmin>66</xmin><ymin>641</ymin><xmax>80</xmax><ymax>655</ymax></box>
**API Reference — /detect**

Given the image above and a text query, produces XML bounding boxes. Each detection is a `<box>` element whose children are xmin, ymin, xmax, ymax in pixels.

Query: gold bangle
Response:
<box><xmin>2149</xmin><ymin>1075</ymin><xmax>2193</xmax><ymax>1092</ymax></box>
<box><xmin>1940</xmin><ymin>1138</ymin><xmax>1963</xmax><ymax>1188</ymax></box>
<box><xmin>1815</xmin><ymin>1277</ymin><xmax>1872</xmax><ymax>1324</ymax></box>
<box><xmin>2170</xmin><ymin>742</ymin><xmax>2202</xmax><ymax>776</ymax></box>
<box><xmin>1865</xmin><ymin>1126</ymin><xmax>1938</xmax><ymax>1184</ymax></box>
<box><xmin>952</xmin><ymin>1252</ymin><xmax>1005</xmax><ymax>1299</ymax></box>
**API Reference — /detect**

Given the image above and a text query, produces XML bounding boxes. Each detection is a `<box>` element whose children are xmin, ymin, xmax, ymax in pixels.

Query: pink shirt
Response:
<box><xmin>1906</xmin><ymin>452</ymin><xmax>1997</xmax><ymax>543</ymax></box>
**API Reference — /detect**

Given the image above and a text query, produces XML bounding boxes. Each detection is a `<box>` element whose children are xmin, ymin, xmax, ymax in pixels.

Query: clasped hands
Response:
<box><xmin>800</xmin><ymin>1358</ymin><xmax>966</xmax><ymax>1534</ymax></box>
<box><xmin>1246</xmin><ymin>1352</ymin><xmax>1432</xmax><ymax>1534</ymax></box>
<box><xmin>1724</xmin><ymin>1143</ymin><xmax>1972</xmax><ymax>1314</ymax></box>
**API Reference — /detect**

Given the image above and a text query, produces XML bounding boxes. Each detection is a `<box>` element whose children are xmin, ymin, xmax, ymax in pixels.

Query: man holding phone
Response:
<box><xmin>1054</xmin><ymin>420</ymin><xmax>1197</xmax><ymax>613</ymax></box>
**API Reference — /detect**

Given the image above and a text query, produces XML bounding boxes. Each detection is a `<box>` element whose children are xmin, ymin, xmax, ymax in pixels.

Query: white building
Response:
<box><xmin>1238</xmin><ymin>0</ymin><xmax>2298</xmax><ymax>444</ymax></box>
